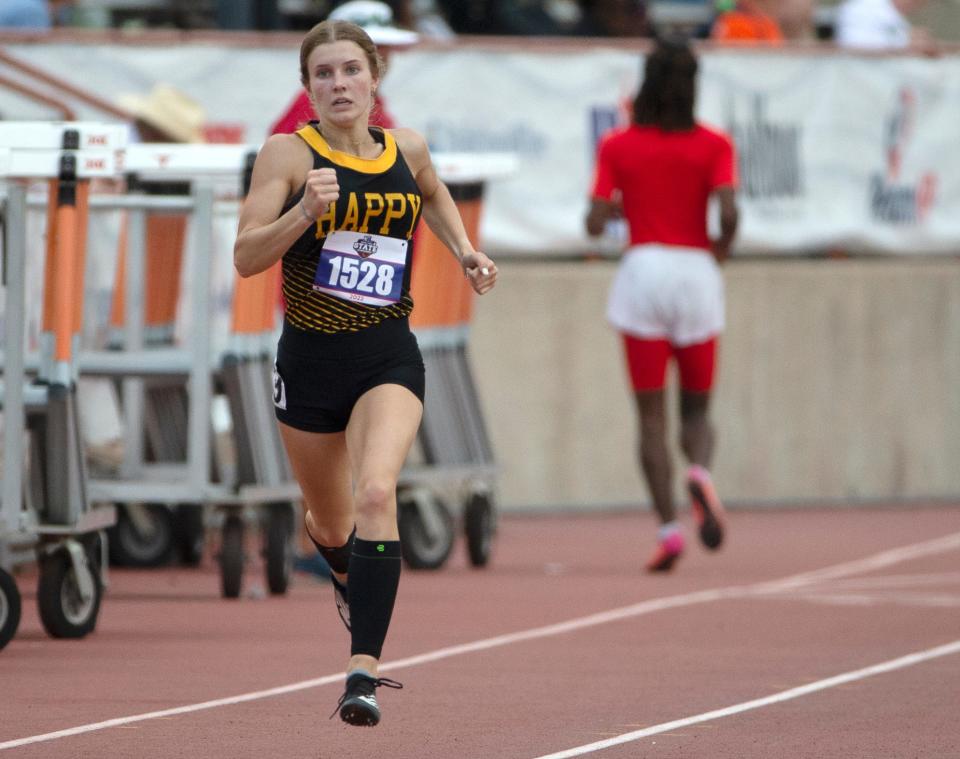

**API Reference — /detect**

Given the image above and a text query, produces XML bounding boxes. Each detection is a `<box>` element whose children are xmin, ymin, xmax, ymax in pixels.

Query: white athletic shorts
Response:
<box><xmin>605</xmin><ymin>244</ymin><xmax>725</xmax><ymax>347</ymax></box>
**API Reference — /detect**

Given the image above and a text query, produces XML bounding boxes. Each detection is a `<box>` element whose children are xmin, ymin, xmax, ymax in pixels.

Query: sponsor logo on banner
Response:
<box><xmin>870</xmin><ymin>87</ymin><xmax>937</xmax><ymax>224</ymax></box>
<box><xmin>727</xmin><ymin>96</ymin><xmax>803</xmax><ymax>200</ymax></box>
<box><xmin>588</xmin><ymin>102</ymin><xmax>630</xmax><ymax>156</ymax></box>
<box><xmin>587</xmin><ymin>105</ymin><xmax>630</xmax><ymax>246</ymax></box>
<box><xmin>590</xmin><ymin>106</ymin><xmax>620</xmax><ymax>154</ymax></box>
<box><xmin>423</xmin><ymin>119</ymin><xmax>547</xmax><ymax>155</ymax></box>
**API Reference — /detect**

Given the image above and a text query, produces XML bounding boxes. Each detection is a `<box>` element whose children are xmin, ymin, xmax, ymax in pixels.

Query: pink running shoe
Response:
<box><xmin>645</xmin><ymin>530</ymin><xmax>685</xmax><ymax>573</ymax></box>
<box><xmin>687</xmin><ymin>465</ymin><xmax>726</xmax><ymax>550</ymax></box>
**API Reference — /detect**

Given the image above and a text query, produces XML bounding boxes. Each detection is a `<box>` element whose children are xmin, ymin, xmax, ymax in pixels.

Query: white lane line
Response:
<box><xmin>798</xmin><ymin>572</ymin><xmax>960</xmax><ymax>591</ymax></box>
<box><xmin>0</xmin><ymin>588</ymin><xmax>740</xmax><ymax>751</ymax></box>
<box><xmin>529</xmin><ymin>639</ymin><xmax>960</xmax><ymax>759</ymax></box>
<box><xmin>0</xmin><ymin>673</ymin><xmax>348</xmax><ymax>751</ymax></box>
<box><xmin>2</xmin><ymin>530</ymin><xmax>958</xmax><ymax>751</ymax></box>
<box><xmin>786</xmin><ymin>591</ymin><xmax>960</xmax><ymax>608</ymax></box>
<box><xmin>747</xmin><ymin>532</ymin><xmax>960</xmax><ymax>595</ymax></box>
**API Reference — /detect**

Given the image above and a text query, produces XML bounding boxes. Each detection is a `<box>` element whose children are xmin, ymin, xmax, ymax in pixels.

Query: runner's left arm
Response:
<box><xmin>393</xmin><ymin>128</ymin><xmax>497</xmax><ymax>295</ymax></box>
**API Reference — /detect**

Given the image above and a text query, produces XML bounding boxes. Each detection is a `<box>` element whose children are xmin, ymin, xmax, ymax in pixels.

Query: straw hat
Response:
<box><xmin>117</xmin><ymin>84</ymin><xmax>205</xmax><ymax>143</ymax></box>
<box><xmin>328</xmin><ymin>1</ymin><xmax>420</xmax><ymax>46</ymax></box>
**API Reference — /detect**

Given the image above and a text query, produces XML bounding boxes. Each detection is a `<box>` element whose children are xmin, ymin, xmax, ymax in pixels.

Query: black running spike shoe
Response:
<box><xmin>331</xmin><ymin>576</ymin><xmax>350</xmax><ymax>631</ymax></box>
<box><xmin>331</xmin><ymin>671</ymin><xmax>403</xmax><ymax>726</ymax></box>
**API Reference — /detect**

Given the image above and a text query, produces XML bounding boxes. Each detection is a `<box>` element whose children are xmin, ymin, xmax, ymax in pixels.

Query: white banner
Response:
<box><xmin>4</xmin><ymin>41</ymin><xmax>959</xmax><ymax>255</ymax></box>
<box><xmin>387</xmin><ymin>48</ymin><xmax>960</xmax><ymax>256</ymax></box>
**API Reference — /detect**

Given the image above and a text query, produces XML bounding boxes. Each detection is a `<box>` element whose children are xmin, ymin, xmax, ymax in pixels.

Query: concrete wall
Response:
<box><xmin>468</xmin><ymin>258</ymin><xmax>960</xmax><ymax>510</ymax></box>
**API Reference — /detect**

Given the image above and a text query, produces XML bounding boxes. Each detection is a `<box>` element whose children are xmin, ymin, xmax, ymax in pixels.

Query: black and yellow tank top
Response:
<box><xmin>281</xmin><ymin>124</ymin><xmax>422</xmax><ymax>334</ymax></box>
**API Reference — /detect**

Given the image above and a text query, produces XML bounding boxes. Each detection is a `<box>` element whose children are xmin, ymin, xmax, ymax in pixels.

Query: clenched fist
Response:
<box><xmin>461</xmin><ymin>251</ymin><xmax>498</xmax><ymax>295</ymax></box>
<box><xmin>302</xmin><ymin>168</ymin><xmax>339</xmax><ymax>218</ymax></box>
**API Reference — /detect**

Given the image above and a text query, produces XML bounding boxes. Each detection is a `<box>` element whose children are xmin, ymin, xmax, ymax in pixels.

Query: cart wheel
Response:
<box><xmin>0</xmin><ymin>568</ymin><xmax>22</xmax><ymax>651</ymax></box>
<box><xmin>174</xmin><ymin>504</ymin><xmax>206</xmax><ymax>566</ymax></box>
<box><xmin>107</xmin><ymin>503</ymin><xmax>175</xmax><ymax>567</ymax></box>
<box><xmin>219</xmin><ymin>514</ymin><xmax>245</xmax><ymax>599</ymax></box>
<box><xmin>263</xmin><ymin>503</ymin><xmax>294</xmax><ymax>596</ymax></box>
<box><xmin>37</xmin><ymin>545</ymin><xmax>102</xmax><ymax>639</ymax></box>
<box><xmin>85</xmin><ymin>530</ymin><xmax>106</xmax><ymax>576</ymax></box>
<box><xmin>83</xmin><ymin>531</ymin><xmax>106</xmax><ymax>633</ymax></box>
<box><xmin>464</xmin><ymin>491</ymin><xmax>496</xmax><ymax>568</ymax></box>
<box><xmin>397</xmin><ymin>489</ymin><xmax>454</xmax><ymax>570</ymax></box>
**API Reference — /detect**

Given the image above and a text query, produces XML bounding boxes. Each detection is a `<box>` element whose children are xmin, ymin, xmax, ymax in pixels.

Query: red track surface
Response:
<box><xmin>3</xmin><ymin>506</ymin><xmax>960</xmax><ymax>758</ymax></box>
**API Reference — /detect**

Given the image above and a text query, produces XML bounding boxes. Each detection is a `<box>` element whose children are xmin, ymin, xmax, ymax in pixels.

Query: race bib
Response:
<box><xmin>313</xmin><ymin>230</ymin><xmax>407</xmax><ymax>307</ymax></box>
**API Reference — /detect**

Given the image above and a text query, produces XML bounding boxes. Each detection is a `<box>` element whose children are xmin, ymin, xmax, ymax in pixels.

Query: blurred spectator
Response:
<box><xmin>575</xmin><ymin>0</ymin><xmax>649</xmax><ymax>36</ymax></box>
<box><xmin>834</xmin><ymin>0</ymin><xmax>936</xmax><ymax>52</ymax></box>
<box><xmin>709</xmin><ymin>0</ymin><xmax>784</xmax><ymax>42</ymax></box>
<box><xmin>494</xmin><ymin>0</ymin><xmax>579</xmax><ymax>33</ymax></box>
<box><xmin>0</xmin><ymin>0</ymin><xmax>51</xmax><ymax>29</ymax></box>
<box><xmin>216</xmin><ymin>0</ymin><xmax>283</xmax><ymax>30</ymax></box>
<box><xmin>268</xmin><ymin>0</ymin><xmax>419</xmax><ymax>135</ymax></box>
<box><xmin>118</xmin><ymin>83</ymin><xmax>206</xmax><ymax>144</ymax></box>
<box><xmin>778</xmin><ymin>0</ymin><xmax>817</xmax><ymax>40</ymax></box>
<box><xmin>406</xmin><ymin>0</ymin><xmax>456</xmax><ymax>38</ymax></box>
<box><xmin>437</xmin><ymin>0</ymin><xmax>488</xmax><ymax>33</ymax></box>
<box><xmin>438</xmin><ymin>0</ymin><xmax>584</xmax><ymax>34</ymax></box>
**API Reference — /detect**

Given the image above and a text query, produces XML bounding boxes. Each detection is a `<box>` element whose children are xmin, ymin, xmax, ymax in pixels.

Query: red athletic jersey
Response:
<box><xmin>269</xmin><ymin>91</ymin><xmax>396</xmax><ymax>135</ymax></box>
<box><xmin>591</xmin><ymin>124</ymin><xmax>737</xmax><ymax>249</ymax></box>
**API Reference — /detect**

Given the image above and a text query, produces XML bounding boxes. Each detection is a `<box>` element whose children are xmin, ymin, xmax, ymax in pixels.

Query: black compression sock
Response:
<box><xmin>348</xmin><ymin>538</ymin><xmax>402</xmax><ymax>659</ymax></box>
<box><xmin>308</xmin><ymin>526</ymin><xmax>356</xmax><ymax>575</ymax></box>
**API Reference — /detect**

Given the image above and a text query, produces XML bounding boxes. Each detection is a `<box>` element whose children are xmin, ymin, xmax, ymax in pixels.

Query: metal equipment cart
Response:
<box><xmin>395</xmin><ymin>152</ymin><xmax>517</xmax><ymax>569</ymax></box>
<box><xmin>1</xmin><ymin>122</ymin><xmax>123</xmax><ymax>648</ymax></box>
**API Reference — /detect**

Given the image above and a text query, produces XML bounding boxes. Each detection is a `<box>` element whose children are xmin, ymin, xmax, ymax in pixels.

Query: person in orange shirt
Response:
<box><xmin>709</xmin><ymin>0</ymin><xmax>784</xmax><ymax>43</ymax></box>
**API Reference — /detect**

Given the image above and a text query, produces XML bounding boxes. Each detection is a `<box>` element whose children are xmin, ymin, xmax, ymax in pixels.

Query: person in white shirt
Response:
<box><xmin>834</xmin><ymin>0</ymin><xmax>935</xmax><ymax>52</ymax></box>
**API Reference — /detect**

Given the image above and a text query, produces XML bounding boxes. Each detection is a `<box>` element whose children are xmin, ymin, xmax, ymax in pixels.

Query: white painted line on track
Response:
<box><xmin>788</xmin><ymin>590</ymin><xmax>960</xmax><ymax>607</ymax></box>
<box><xmin>747</xmin><ymin>532</ymin><xmax>960</xmax><ymax>595</ymax></box>
<box><xmin>529</xmin><ymin>639</ymin><xmax>960</xmax><ymax>759</ymax></box>
<box><xmin>802</xmin><ymin>572</ymin><xmax>960</xmax><ymax>591</ymax></box>
<box><xmin>0</xmin><ymin>672</ymin><xmax>349</xmax><ymax>751</ymax></box>
<box><xmin>2</xmin><ymin>531</ymin><xmax>958</xmax><ymax>751</ymax></box>
<box><xmin>0</xmin><ymin>589</ymin><xmax>739</xmax><ymax>751</ymax></box>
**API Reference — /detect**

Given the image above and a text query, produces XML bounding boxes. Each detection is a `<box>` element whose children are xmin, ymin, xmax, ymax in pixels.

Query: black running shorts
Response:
<box><xmin>273</xmin><ymin>317</ymin><xmax>425</xmax><ymax>433</ymax></box>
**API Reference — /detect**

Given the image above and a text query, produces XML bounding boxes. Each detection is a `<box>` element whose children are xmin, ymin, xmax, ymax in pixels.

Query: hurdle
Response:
<box><xmin>217</xmin><ymin>153</ymin><xmax>297</xmax><ymax>599</ymax></box>
<box><xmin>3</xmin><ymin>132</ymin><xmax>297</xmax><ymax>601</ymax></box>
<box><xmin>398</xmin><ymin>152</ymin><xmax>518</xmax><ymax>569</ymax></box>
<box><xmin>97</xmin><ymin>145</ymin><xmax>266</xmax><ymax>571</ymax></box>
<box><xmin>2</xmin><ymin>129</ymin><xmax>516</xmax><ymax>629</ymax></box>
<box><xmin>76</xmin><ymin>140</ymin><xmax>300</xmax><ymax>598</ymax></box>
<box><xmin>0</xmin><ymin>121</ymin><xmax>124</xmax><ymax>648</ymax></box>
<box><xmin>101</xmin><ymin>154</ymin><xmax>199</xmax><ymax>569</ymax></box>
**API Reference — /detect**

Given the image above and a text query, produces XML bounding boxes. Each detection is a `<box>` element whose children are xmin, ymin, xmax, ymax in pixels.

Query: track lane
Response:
<box><xmin>3</xmin><ymin>507</ymin><xmax>959</xmax><ymax>758</ymax></box>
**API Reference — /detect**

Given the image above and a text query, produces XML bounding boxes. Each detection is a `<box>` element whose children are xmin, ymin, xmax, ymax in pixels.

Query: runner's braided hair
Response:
<box><xmin>632</xmin><ymin>36</ymin><xmax>697</xmax><ymax>131</ymax></box>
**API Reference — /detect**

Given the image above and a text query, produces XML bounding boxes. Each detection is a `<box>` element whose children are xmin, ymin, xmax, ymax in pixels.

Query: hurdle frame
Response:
<box><xmin>1</xmin><ymin>122</ymin><xmax>126</xmax><ymax>645</ymax></box>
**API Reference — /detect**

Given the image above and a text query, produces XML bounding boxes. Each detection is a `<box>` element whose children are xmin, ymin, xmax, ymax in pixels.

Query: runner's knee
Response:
<box><xmin>353</xmin><ymin>479</ymin><xmax>395</xmax><ymax>522</ymax></box>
